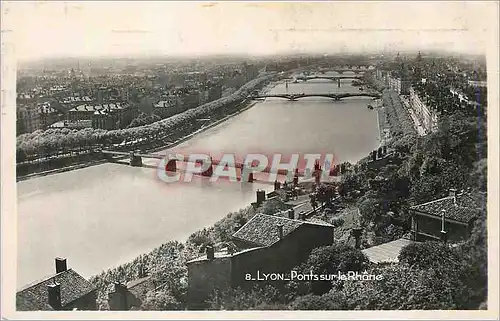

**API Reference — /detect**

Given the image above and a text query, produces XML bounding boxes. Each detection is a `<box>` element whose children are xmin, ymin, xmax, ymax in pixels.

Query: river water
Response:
<box><xmin>16</xmin><ymin>71</ymin><xmax>379</xmax><ymax>288</ymax></box>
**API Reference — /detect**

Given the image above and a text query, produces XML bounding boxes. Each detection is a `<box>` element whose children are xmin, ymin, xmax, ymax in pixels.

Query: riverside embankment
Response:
<box><xmin>16</xmin><ymin>73</ymin><xmax>277</xmax><ymax>181</ymax></box>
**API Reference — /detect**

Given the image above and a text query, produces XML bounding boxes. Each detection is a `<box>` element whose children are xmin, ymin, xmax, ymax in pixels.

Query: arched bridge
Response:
<box><xmin>316</xmin><ymin>68</ymin><xmax>369</xmax><ymax>74</ymax></box>
<box><xmin>249</xmin><ymin>92</ymin><xmax>381</xmax><ymax>101</ymax></box>
<box><xmin>296</xmin><ymin>75</ymin><xmax>363</xmax><ymax>82</ymax></box>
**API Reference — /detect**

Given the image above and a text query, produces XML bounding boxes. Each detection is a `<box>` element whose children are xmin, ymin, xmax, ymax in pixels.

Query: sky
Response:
<box><xmin>2</xmin><ymin>1</ymin><xmax>497</xmax><ymax>62</ymax></box>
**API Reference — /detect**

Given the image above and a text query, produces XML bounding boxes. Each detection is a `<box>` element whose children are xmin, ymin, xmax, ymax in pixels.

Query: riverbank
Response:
<box><xmin>146</xmin><ymin>100</ymin><xmax>258</xmax><ymax>155</ymax></box>
<box><xmin>16</xmin><ymin>94</ymin><xmax>264</xmax><ymax>181</ymax></box>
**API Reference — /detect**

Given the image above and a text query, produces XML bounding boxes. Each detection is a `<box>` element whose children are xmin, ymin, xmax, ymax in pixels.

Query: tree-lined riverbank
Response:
<box><xmin>16</xmin><ymin>73</ymin><xmax>277</xmax><ymax>179</ymax></box>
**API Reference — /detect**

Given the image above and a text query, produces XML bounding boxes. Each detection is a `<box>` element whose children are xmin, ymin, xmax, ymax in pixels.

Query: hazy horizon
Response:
<box><xmin>3</xmin><ymin>1</ymin><xmax>495</xmax><ymax>63</ymax></box>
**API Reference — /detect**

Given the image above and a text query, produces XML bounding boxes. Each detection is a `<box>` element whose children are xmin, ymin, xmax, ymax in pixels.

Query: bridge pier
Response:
<box><xmin>313</xmin><ymin>161</ymin><xmax>322</xmax><ymax>185</ymax></box>
<box><xmin>337</xmin><ymin>78</ymin><xmax>341</xmax><ymax>88</ymax></box>
<box><xmin>129</xmin><ymin>152</ymin><xmax>143</xmax><ymax>167</ymax></box>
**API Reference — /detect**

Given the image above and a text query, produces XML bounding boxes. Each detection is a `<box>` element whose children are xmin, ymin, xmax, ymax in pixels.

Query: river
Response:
<box><xmin>16</xmin><ymin>71</ymin><xmax>379</xmax><ymax>288</ymax></box>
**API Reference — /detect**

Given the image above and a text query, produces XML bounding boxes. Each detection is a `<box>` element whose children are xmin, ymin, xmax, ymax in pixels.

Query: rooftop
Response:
<box><xmin>70</xmin><ymin>103</ymin><xmax>124</xmax><ymax>112</ymax></box>
<box><xmin>186</xmin><ymin>247</ymin><xmax>262</xmax><ymax>264</ymax></box>
<box><xmin>125</xmin><ymin>276</ymin><xmax>155</xmax><ymax>299</ymax></box>
<box><xmin>16</xmin><ymin>269</ymin><xmax>96</xmax><ymax>311</ymax></box>
<box><xmin>361</xmin><ymin>238</ymin><xmax>414</xmax><ymax>264</ymax></box>
<box><xmin>410</xmin><ymin>192</ymin><xmax>484</xmax><ymax>224</ymax></box>
<box><xmin>232</xmin><ymin>213</ymin><xmax>333</xmax><ymax>247</ymax></box>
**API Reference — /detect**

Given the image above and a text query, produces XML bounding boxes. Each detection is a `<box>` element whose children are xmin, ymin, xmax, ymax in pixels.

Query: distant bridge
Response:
<box><xmin>295</xmin><ymin>75</ymin><xmax>363</xmax><ymax>82</ymax></box>
<box><xmin>248</xmin><ymin>92</ymin><xmax>381</xmax><ymax>101</ymax></box>
<box><xmin>317</xmin><ymin>64</ymin><xmax>375</xmax><ymax>71</ymax></box>
<box><xmin>316</xmin><ymin>68</ymin><xmax>368</xmax><ymax>74</ymax></box>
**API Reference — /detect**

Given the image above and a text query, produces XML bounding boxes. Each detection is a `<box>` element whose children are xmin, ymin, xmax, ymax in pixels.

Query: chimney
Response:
<box><xmin>256</xmin><ymin>190</ymin><xmax>266</xmax><ymax>205</ymax></box>
<box><xmin>47</xmin><ymin>281</ymin><xmax>62</xmax><ymax>310</ymax></box>
<box><xmin>206</xmin><ymin>246</ymin><xmax>215</xmax><ymax>260</ymax></box>
<box><xmin>440</xmin><ymin>230</ymin><xmax>448</xmax><ymax>243</ymax></box>
<box><xmin>287</xmin><ymin>209</ymin><xmax>295</xmax><ymax>219</ymax></box>
<box><xmin>111</xmin><ymin>282</ymin><xmax>128</xmax><ymax>310</ymax></box>
<box><xmin>55</xmin><ymin>258</ymin><xmax>67</xmax><ymax>274</ymax></box>
<box><xmin>441</xmin><ymin>209</ymin><xmax>446</xmax><ymax>234</ymax></box>
<box><xmin>449</xmin><ymin>188</ymin><xmax>457</xmax><ymax>205</ymax></box>
<box><xmin>277</xmin><ymin>223</ymin><xmax>284</xmax><ymax>240</ymax></box>
<box><xmin>351</xmin><ymin>227</ymin><xmax>363</xmax><ymax>249</ymax></box>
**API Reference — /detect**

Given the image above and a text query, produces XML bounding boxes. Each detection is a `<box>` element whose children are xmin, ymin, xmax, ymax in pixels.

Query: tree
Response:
<box><xmin>398</xmin><ymin>241</ymin><xmax>460</xmax><ymax>270</ymax></box>
<box><xmin>316</xmin><ymin>184</ymin><xmax>335</xmax><ymax>208</ymax></box>
<box><xmin>140</xmin><ymin>289</ymin><xmax>183</xmax><ymax>310</ymax></box>
<box><xmin>209</xmin><ymin>285</ymin><xmax>285</xmax><ymax>310</ymax></box>
<box><xmin>294</xmin><ymin>244</ymin><xmax>369</xmax><ymax>295</ymax></box>
<box><xmin>330</xmin><ymin>263</ymin><xmax>476</xmax><ymax>310</ymax></box>
<box><xmin>289</xmin><ymin>294</ymin><xmax>342</xmax><ymax>310</ymax></box>
<box><xmin>469</xmin><ymin>158</ymin><xmax>487</xmax><ymax>192</ymax></box>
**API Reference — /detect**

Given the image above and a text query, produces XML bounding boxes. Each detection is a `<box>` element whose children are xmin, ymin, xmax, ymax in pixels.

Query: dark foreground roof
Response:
<box><xmin>410</xmin><ymin>192</ymin><xmax>484</xmax><ymax>224</ymax></box>
<box><xmin>232</xmin><ymin>213</ymin><xmax>333</xmax><ymax>247</ymax></box>
<box><xmin>126</xmin><ymin>276</ymin><xmax>155</xmax><ymax>299</ymax></box>
<box><xmin>17</xmin><ymin>269</ymin><xmax>96</xmax><ymax>311</ymax></box>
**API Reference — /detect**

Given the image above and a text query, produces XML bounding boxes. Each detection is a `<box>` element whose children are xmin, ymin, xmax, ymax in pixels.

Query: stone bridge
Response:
<box><xmin>296</xmin><ymin>75</ymin><xmax>364</xmax><ymax>82</ymax></box>
<box><xmin>249</xmin><ymin>92</ymin><xmax>381</xmax><ymax>101</ymax></box>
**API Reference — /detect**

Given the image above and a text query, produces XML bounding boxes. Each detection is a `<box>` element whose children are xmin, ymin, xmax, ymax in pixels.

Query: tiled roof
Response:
<box><xmin>186</xmin><ymin>247</ymin><xmax>259</xmax><ymax>264</ymax></box>
<box><xmin>16</xmin><ymin>269</ymin><xmax>96</xmax><ymax>311</ymax></box>
<box><xmin>362</xmin><ymin>238</ymin><xmax>414</xmax><ymax>263</ymax></box>
<box><xmin>232</xmin><ymin>214</ymin><xmax>304</xmax><ymax>247</ymax></box>
<box><xmin>126</xmin><ymin>276</ymin><xmax>155</xmax><ymax>300</ymax></box>
<box><xmin>232</xmin><ymin>214</ymin><xmax>332</xmax><ymax>247</ymax></box>
<box><xmin>410</xmin><ymin>193</ymin><xmax>483</xmax><ymax>224</ymax></box>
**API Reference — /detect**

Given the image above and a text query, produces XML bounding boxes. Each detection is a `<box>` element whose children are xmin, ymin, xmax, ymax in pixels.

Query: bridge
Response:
<box><xmin>100</xmin><ymin>150</ymin><xmax>342</xmax><ymax>183</ymax></box>
<box><xmin>317</xmin><ymin>64</ymin><xmax>375</xmax><ymax>71</ymax></box>
<box><xmin>248</xmin><ymin>92</ymin><xmax>381</xmax><ymax>101</ymax></box>
<box><xmin>316</xmin><ymin>68</ymin><xmax>369</xmax><ymax>74</ymax></box>
<box><xmin>295</xmin><ymin>75</ymin><xmax>363</xmax><ymax>82</ymax></box>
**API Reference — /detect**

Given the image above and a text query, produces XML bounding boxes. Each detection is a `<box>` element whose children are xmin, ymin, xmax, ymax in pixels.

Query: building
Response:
<box><xmin>49</xmin><ymin>119</ymin><xmax>93</xmax><ymax>130</ymax></box>
<box><xmin>361</xmin><ymin>238</ymin><xmax>414</xmax><ymax>264</ymax></box>
<box><xmin>180</xmin><ymin>91</ymin><xmax>201</xmax><ymax>110</ymax></box>
<box><xmin>17</xmin><ymin>103</ymin><xmax>41</xmax><ymax>134</ymax></box>
<box><xmin>243</xmin><ymin>63</ymin><xmax>259</xmax><ymax>82</ymax></box>
<box><xmin>153</xmin><ymin>96</ymin><xmax>183</xmax><ymax>119</ymax></box>
<box><xmin>38</xmin><ymin>102</ymin><xmax>61</xmax><ymax>128</ymax></box>
<box><xmin>67</xmin><ymin>104</ymin><xmax>95</xmax><ymax>122</ymax></box>
<box><xmin>16</xmin><ymin>258</ymin><xmax>97</xmax><ymax>311</ymax></box>
<box><xmin>409</xmin><ymin>86</ymin><xmax>438</xmax><ymax>134</ymax></box>
<box><xmin>388</xmin><ymin>74</ymin><xmax>410</xmax><ymax>95</ymax></box>
<box><xmin>186</xmin><ymin>213</ymin><xmax>335</xmax><ymax>309</ymax></box>
<box><xmin>409</xmin><ymin>189</ymin><xmax>484</xmax><ymax>242</ymax></box>
<box><xmin>68</xmin><ymin>103</ymin><xmax>132</xmax><ymax>129</ymax></box>
<box><xmin>198</xmin><ymin>88</ymin><xmax>210</xmax><ymax>105</ymax></box>
<box><xmin>108</xmin><ymin>276</ymin><xmax>157</xmax><ymax>310</ymax></box>
<box><xmin>208</xmin><ymin>84</ymin><xmax>222</xmax><ymax>101</ymax></box>
<box><xmin>222</xmin><ymin>73</ymin><xmax>246</xmax><ymax>90</ymax></box>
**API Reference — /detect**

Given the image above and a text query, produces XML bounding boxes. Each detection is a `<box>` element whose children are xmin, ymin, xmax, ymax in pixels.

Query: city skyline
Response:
<box><xmin>3</xmin><ymin>1</ymin><xmax>495</xmax><ymax>62</ymax></box>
